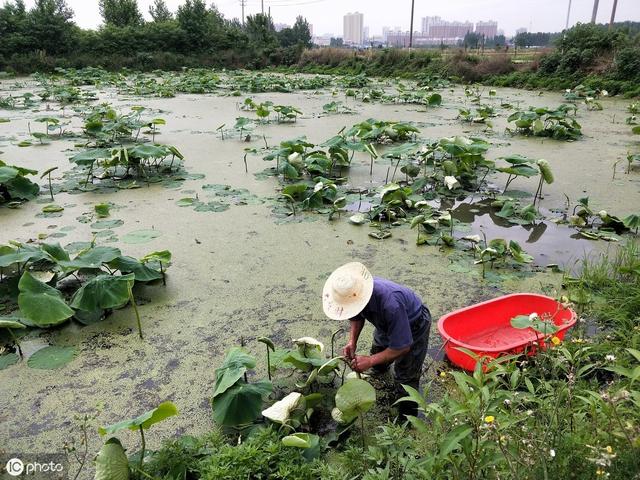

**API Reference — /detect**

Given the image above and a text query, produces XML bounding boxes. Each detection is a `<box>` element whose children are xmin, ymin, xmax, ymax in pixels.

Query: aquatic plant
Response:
<box><xmin>98</xmin><ymin>401</ymin><xmax>178</xmax><ymax>476</ymax></box>
<box><xmin>507</xmin><ymin>105</ymin><xmax>582</xmax><ymax>141</ymax></box>
<box><xmin>0</xmin><ymin>160</ymin><xmax>39</xmax><ymax>205</ymax></box>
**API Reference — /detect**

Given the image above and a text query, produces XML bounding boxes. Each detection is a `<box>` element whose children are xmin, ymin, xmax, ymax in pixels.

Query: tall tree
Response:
<box><xmin>28</xmin><ymin>0</ymin><xmax>76</xmax><ymax>54</ymax></box>
<box><xmin>279</xmin><ymin>15</ymin><xmax>311</xmax><ymax>48</ymax></box>
<box><xmin>245</xmin><ymin>13</ymin><xmax>278</xmax><ymax>51</ymax></box>
<box><xmin>0</xmin><ymin>0</ymin><xmax>30</xmax><ymax>55</ymax></box>
<box><xmin>99</xmin><ymin>0</ymin><xmax>143</xmax><ymax>27</ymax></box>
<box><xmin>176</xmin><ymin>0</ymin><xmax>210</xmax><ymax>50</ymax></box>
<box><xmin>149</xmin><ymin>0</ymin><xmax>172</xmax><ymax>22</ymax></box>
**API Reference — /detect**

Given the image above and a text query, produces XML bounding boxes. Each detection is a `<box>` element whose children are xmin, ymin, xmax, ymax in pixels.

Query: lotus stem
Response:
<box><xmin>266</xmin><ymin>345</ymin><xmax>272</xmax><ymax>381</ymax></box>
<box><xmin>243</xmin><ymin>154</ymin><xmax>248</xmax><ymax>173</ymax></box>
<box><xmin>360</xmin><ymin>415</ymin><xmax>366</xmax><ymax>450</ymax></box>
<box><xmin>129</xmin><ymin>287</ymin><xmax>143</xmax><ymax>340</ymax></box>
<box><xmin>47</xmin><ymin>173</ymin><xmax>54</xmax><ymax>201</ymax></box>
<box><xmin>138</xmin><ymin>426</ymin><xmax>146</xmax><ymax>473</ymax></box>
<box><xmin>331</xmin><ymin>328</ymin><xmax>344</xmax><ymax>358</ymax></box>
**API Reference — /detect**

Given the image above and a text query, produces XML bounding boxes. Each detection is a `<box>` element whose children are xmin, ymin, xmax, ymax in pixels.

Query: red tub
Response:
<box><xmin>437</xmin><ymin>293</ymin><xmax>577</xmax><ymax>371</ymax></box>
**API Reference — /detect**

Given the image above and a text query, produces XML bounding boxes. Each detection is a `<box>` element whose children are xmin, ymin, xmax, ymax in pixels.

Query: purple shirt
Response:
<box><xmin>353</xmin><ymin>277</ymin><xmax>424</xmax><ymax>350</ymax></box>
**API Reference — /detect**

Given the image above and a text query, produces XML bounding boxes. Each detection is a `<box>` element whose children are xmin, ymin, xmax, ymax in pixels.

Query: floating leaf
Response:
<box><xmin>349</xmin><ymin>213</ymin><xmax>367</xmax><ymax>225</ymax></box>
<box><xmin>42</xmin><ymin>204</ymin><xmax>64</xmax><ymax>213</ymax></box>
<box><xmin>108</xmin><ymin>256</ymin><xmax>163</xmax><ymax>282</ymax></box>
<box><xmin>122</xmin><ymin>229</ymin><xmax>161</xmax><ymax>244</ymax></box>
<box><xmin>0</xmin><ymin>353</ymin><xmax>20</xmax><ymax>370</ymax></box>
<box><xmin>95</xmin><ymin>203</ymin><xmax>111</xmax><ymax>217</ymax></box>
<box><xmin>27</xmin><ymin>345</ymin><xmax>77</xmax><ymax>369</ymax></box>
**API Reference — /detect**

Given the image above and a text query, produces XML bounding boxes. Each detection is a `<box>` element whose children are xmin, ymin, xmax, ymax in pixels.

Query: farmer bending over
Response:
<box><xmin>322</xmin><ymin>262</ymin><xmax>431</xmax><ymax>418</ymax></box>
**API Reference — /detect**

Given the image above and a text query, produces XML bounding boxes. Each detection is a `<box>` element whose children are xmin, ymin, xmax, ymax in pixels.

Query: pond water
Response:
<box><xmin>0</xmin><ymin>74</ymin><xmax>638</xmax><ymax>470</ymax></box>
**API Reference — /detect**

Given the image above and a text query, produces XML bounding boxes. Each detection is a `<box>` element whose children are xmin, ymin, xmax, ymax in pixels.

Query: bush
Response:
<box><xmin>615</xmin><ymin>46</ymin><xmax>640</xmax><ymax>80</ymax></box>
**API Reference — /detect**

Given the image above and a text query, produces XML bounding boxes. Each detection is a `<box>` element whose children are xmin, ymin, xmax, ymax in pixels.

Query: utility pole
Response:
<box><xmin>591</xmin><ymin>0</ymin><xmax>599</xmax><ymax>24</ymax></box>
<box><xmin>240</xmin><ymin>0</ymin><xmax>246</xmax><ymax>26</ymax></box>
<box><xmin>261</xmin><ymin>0</ymin><xmax>264</xmax><ymax>15</ymax></box>
<box><xmin>609</xmin><ymin>0</ymin><xmax>618</xmax><ymax>28</ymax></box>
<box><xmin>409</xmin><ymin>0</ymin><xmax>415</xmax><ymax>49</ymax></box>
<box><xmin>565</xmin><ymin>0</ymin><xmax>572</xmax><ymax>30</ymax></box>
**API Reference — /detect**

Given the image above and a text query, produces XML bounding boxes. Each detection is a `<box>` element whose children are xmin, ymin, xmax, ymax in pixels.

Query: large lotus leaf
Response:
<box><xmin>212</xmin><ymin>380</ymin><xmax>272</xmax><ymax>427</ymax></box>
<box><xmin>128</xmin><ymin>144</ymin><xmax>169</xmax><ymax>159</ymax></box>
<box><xmin>5</xmin><ymin>175</ymin><xmax>39</xmax><ymax>200</ymax></box>
<box><xmin>99</xmin><ymin>401</ymin><xmax>179</xmax><ymax>435</ymax></box>
<box><xmin>41</xmin><ymin>242</ymin><xmax>70</xmax><ymax>262</ymax></box>
<box><xmin>95</xmin><ymin>438</ymin><xmax>130</xmax><ymax>480</ymax></box>
<box><xmin>58</xmin><ymin>246</ymin><xmax>122</xmax><ymax>272</ymax></box>
<box><xmin>70</xmin><ymin>274</ymin><xmax>134</xmax><ymax>312</ymax></box>
<box><xmin>27</xmin><ymin>345</ymin><xmax>77</xmax><ymax>369</ymax></box>
<box><xmin>18</xmin><ymin>272</ymin><xmax>74</xmax><ymax>327</ymax></box>
<box><xmin>262</xmin><ymin>392</ymin><xmax>304</xmax><ymax>424</ymax></box>
<box><xmin>70</xmin><ymin>148</ymin><xmax>111</xmax><ymax>166</ymax></box>
<box><xmin>335</xmin><ymin>379</ymin><xmax>376</xmax><ymax>417</ymax></box>
<box><xmin>0</xmin><ymin>166</ymin><xmax>18</xmax><ymax>183</ymax></box>
<box><xmin>213</xmin><ymin>347</ymin><xmax>257</xmax><ymax>398</ymax></box>
<box><xmin>0</xmin><ymin>246</ymin><xmax>47</xmax><ymax>268</ymax></box>
<box><xmin>122</xmin><ymin>229</ymin><xmax>161</xmax><ymax>244</ymax></box>
<box><xmin>108</xmin><ymin>256</ymin><xmax>162</xmax><ymax>282</ymax></box>
<box><xmin>509</xmin><ymin>240</ymin><xmax>533</xmax><ymax>264</ymax></box>
<box><xmin>497</xmin><ymin>164</ymin><xmax>538</xmax><ymax>178</ymax></box>
<box><xmin>140</xmin><ymin>250</ymin><xmax>172</xmax><ymax>264</ymax></box>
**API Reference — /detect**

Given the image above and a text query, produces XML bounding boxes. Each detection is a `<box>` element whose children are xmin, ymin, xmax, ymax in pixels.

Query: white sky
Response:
<box><xmin>5</xmin><ymin>0</ymin><xmax>640</xmax><ymax>37</ymax></box>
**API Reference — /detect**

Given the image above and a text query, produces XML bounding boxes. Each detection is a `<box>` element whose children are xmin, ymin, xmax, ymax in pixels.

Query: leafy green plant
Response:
<box><xmin>211</xmin><ymin>347</ymin><xmax>272</xmax><ymax>428</ymax></box>
<box><xmin>98</xmin><ymin>401</ymin><xmax>179</xmax><ymax>475</ymax></box>
<box><xmin>507</xmin><ymin>105</ymin><xmax>582</xmax><ymax>140</ymax></box>
<box><xmin>0</xmin><ymin>160</ymin><xmax>39</xmax><ymax>205</ymax></box>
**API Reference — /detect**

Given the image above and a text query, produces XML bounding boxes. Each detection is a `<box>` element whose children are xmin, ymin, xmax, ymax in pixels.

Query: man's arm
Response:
<box><xmin>343</xmin><ymin>318</ymin><xmax>365</xmax><ymax>360</ymax></box>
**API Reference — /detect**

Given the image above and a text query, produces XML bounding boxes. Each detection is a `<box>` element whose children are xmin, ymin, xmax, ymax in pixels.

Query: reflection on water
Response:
<box><xmin>450</xmin><ymin>198</ymin><xmax>597</xmax><ymax>267</ymax></box>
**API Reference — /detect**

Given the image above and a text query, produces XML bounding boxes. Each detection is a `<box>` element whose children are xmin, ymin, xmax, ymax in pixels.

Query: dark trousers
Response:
<box><xmin>370</xmin><ymin>305</ymin><xmax>432</xmax><ymax>404</ymax></box>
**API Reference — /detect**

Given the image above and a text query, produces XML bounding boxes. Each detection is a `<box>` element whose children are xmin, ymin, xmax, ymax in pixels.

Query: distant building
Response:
<box><xmin>516</xmin><ymin>27</ymin><xmax>528</xmax><ymax>35</ymax></box>
<box><xmin>363</xmin><ymin>26</ymin><xmax>370</xmax><ymax>43</ymax></box>
<box><xmin>313</xmin><ymin>34</ymin><xmax>333</xmax><ymax>46</ymax></box>
<box><xmin>420</xmin><ymin>16</ymin><xmax>473</xmax><ymax>41</ymax></box>
<box><xmin>475</xmin><ymin>20</ymin><xmax>498</xmax><ymax>39</ymax></box>
<box><xmin>343</xmin><ymin>12</ymin><xmax>364</xmax><ymax>46</ymax></box>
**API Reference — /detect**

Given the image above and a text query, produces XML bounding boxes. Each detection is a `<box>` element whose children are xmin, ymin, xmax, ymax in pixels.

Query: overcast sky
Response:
<box><xmin>7</xmin><ymin>0</ymin><xmax>640</xmax><ymax>36</ymax></box>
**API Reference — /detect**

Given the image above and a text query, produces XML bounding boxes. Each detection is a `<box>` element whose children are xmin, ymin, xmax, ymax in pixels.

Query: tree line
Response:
<box><xmin>0</xmin><ymin>0</ymin><xmax>312</xmax><ymax>71</ymax></box>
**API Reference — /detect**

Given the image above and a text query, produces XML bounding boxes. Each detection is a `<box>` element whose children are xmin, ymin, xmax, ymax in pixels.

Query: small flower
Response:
<box><xmin>484</xmin><ymin>415</ymin><xmax>495</xmax><ymax>424</ymax></box>
<box><xmin>504</xmin><ymin>399</ymin><xmax>511</xmax><ymax>406</ymax></box>
<box><xmin>605</xmin><ymin>354</ymin><xmax>616</xmax><ymax>362</ymax></box>
<box><xmin>596</xmin><ymin>468</ymin><xmax>606</xmax><ymax>476</ymax></box>
<box><xmin>573</xmin><ymin>338</ymin><xmax>584</xmax><ymax>344</ymax></box>
<box><xmin>605</xmin><ymin>445</ymin><xmax>613</xmax><ymax>454</ymax></box>
<box><xmin>529</xmin><ymin>312</ymin><xmax>539</xmax><ymax>321</ymax></box>
<box><xmin>550</xmin><ymin>449</ymin><xmax>556</xmax><ymax>458</ymax></box>
<box><xmin>551</xmin><ymin>336</ymin><xmax>561</xmax><ymax>346</ymax></box>
<box><xmin>440</xmin><ymin>371</ymin><xmax>447</xmax><ymax>378</ymax></box>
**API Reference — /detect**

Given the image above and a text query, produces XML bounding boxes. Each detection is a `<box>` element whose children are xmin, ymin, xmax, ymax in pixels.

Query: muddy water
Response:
<box><xmin>0</xmin><ymin>76</ymin><xmax>637</xmax><ymax>473</ymax></box>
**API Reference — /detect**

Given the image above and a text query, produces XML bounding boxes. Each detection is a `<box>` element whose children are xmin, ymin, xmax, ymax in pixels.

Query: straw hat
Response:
<box><xmin>322</xmin><ymin>262</ymin><xmax>374</xmax><ymax>320</ymax></box>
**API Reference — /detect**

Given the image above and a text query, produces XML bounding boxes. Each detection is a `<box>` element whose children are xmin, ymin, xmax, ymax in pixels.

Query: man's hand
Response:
<box><xmin>351</xmin><ymin>355</ymin><xmax>374</xmax><ymax>373</ymax></box>
<box><xmin>342</xmin><ymin>342</ymin><xmax>356</xmax><ymax>360</ymax></box>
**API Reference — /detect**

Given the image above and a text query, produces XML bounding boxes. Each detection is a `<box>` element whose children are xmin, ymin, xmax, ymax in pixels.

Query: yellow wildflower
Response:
<box><xmin>484</xmin><ymin>415</ymin><xmax>495</xmax><ymax>423</ymax></box>
<box><xmin>439</xmin><ymin>371</ymin><xmax>447</xmax><ymax>378</ymax></box>
<box><xmin>605</xmin><ymin>445</ymin><xmax>613</xmax><ymax>454</ymax></box>
<box><xmin>551</xmin><ymin>336</ymin><xmax>561</xmax><ymax>346</ymax></box>
<box><xmin>596</xmin><ymin>469</ymin><xmax>606</xmax><ymax>476</ymax></box>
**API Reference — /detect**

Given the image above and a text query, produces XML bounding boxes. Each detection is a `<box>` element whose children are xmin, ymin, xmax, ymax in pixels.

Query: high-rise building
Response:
<box><xmin>475</xmin><ymin>20</ymin><xmax>498</xmax><ymax>38</ymax></box>
<box><xmin>343</xmin><ymin>12</ymin><xmax>364</xmax><ymax>45</ymax></box>
<box><xmin>420</xmin><ymin>16</ymin><xmax>473</xmax><ymax>40</ymax></box>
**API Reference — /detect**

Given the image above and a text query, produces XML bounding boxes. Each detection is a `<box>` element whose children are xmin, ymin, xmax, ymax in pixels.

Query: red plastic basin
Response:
<box><xmin>437</xmin><ymin>293</ymin><xmax>577</xmax><ymax>371</ymax></box>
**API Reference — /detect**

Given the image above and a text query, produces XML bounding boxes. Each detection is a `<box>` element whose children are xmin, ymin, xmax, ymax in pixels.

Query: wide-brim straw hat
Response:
<box><xmin>323</xmin><ymin>262</ymin><xmax>374</xmax><ymax>320</ymax></box>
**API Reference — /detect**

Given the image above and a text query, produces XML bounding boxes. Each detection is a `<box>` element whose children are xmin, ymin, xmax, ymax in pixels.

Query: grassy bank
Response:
<box><xmin>83</xmin><ymin>242</ymin><xmax>640</xmax><ymax>480</ymax></box>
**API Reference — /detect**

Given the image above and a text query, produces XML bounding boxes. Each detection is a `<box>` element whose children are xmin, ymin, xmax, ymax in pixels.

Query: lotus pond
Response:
<box><xmin>0</xmin><ymin>70</ymin><xmax>639</xmax><ymax>478</ymax></box>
